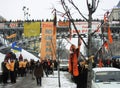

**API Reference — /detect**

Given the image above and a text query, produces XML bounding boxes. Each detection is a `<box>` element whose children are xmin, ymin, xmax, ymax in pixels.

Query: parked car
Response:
<box><xmin>59</xmin><ymin>59</ymin><xmax>68</xmax><ymax>71</ymax></box>
<box><xmin>112</xmin><ymin>56</ymin><xmax>120</xmax><ymax>60</ymax></box>
<box><xmin>92</xmin><ymin>67</ymin><xmax>120</xmax><ymax>88</ymax></box>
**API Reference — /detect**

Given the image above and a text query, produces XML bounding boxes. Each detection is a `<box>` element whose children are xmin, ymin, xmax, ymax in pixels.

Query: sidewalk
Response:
<box><xmin>0</xmin><ymin>71</ymin><xmax>76</xmax><ymax>88</ymax></box>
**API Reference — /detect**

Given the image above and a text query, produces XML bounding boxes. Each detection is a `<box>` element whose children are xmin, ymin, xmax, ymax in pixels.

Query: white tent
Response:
<box><xmin>0</xmin><ymin>52</ymin><xmax>5</xmax><ymax>73</ymax></box>
<box><xmin>15</xmin><ymin>49</ymin><xmax>39</xmax><ymax>61</ymax></box>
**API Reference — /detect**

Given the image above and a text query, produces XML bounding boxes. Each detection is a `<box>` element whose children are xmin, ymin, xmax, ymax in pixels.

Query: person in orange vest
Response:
<box><xmin>9</xmin><ymin>59</ymin><xmax>16</xmax><ymax>83</ymax></box>
<box><xmin>22</xmin><ymin>59</ymin><xmax>28</xmax><ymax>76</ymax></box>
<box><xmin>69</xmin><ymin>44</ymin><xmax>80</xmax><ymax>88</ymax></box>
<box><xmin>98</xmin><ymin>58</ymin><xmax>104</xmax><ymax>67</ymax></box>
<box><xmin>69</xmin><ymin>44</ymin><xmax>79</xmax><ymax>76</ymax></box>
<box><xmin>19</xmin><ymin>58</ymin><xmax>24</xmax><ymax>77</ymax></box>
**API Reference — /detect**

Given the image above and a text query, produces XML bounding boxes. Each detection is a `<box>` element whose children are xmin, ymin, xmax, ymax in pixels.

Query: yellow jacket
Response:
<box><xmin>9</xmin><ymin>61</ymin><xmax>15</xmax><ymax>71</ymax></box>
<box><xmin>6</xmin><ymin>62</ymin><xmax>10</xmax><ymax>70</ymax></box>
<box><xmin>19</xmin><ymin>61</ymin><xmax>24</xmax><ymax>68</ymax></box>
<box><xmin>23</xmin><ymin>61</ymin><xmax>27</xmax><ymax>68</ymax></box>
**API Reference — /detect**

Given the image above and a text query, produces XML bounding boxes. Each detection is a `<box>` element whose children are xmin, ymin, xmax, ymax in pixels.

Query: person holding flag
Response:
<box><xmin>68</xmin><ymin>38</ymin><xmax>82</xmax><ymax>88</ymax></box>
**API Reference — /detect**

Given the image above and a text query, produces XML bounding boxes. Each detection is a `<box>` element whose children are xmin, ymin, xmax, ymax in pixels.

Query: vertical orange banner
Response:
<box><xmin>40</xmin><ymin>22</ymin><xmax>56</xmax><ymax>60</ymax></box>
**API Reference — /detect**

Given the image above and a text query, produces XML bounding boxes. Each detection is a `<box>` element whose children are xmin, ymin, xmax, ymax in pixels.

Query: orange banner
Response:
<box><xmin>6</xmin><ymin>33</ymin><xmax>17</xmax><ymax>39</ymax></box>
<box><xmin>58</xmin><ymin>21</ymin><xmax>70</xmax><ymax>27</ymax></box>
<box><xmin>40</xmin><ymin>22</ymin><xmax>56</xmax><ymax>60</ymax></box>
<box><xmin>108</xmin><ymin>26</ymin><xmax>113</xmax><ymax>44</ymax></box>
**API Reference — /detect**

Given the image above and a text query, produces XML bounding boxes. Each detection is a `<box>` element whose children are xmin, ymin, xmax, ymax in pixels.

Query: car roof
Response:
<box><xmin>92</xmin><ymin>67</ymin><xmax>120</xmax><ymax>73</ymax></box>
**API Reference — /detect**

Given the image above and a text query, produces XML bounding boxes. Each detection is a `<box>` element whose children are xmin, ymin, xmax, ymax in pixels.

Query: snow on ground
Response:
<box><xmin>0</xmin><ymin>71</ymin><xmax>76</xmax><ymax>88</ymax></box>
<box><xmin>41</xmin><ymin>71</ymin><xmax>76</xmax><ymax>88</ymax></box>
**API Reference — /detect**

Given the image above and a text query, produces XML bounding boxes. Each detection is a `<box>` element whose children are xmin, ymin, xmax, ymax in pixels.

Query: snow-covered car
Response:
<box><xmin>92</xmin><ymin>67</ymin><xmax>120</xmax><ymax>88</ymax></box>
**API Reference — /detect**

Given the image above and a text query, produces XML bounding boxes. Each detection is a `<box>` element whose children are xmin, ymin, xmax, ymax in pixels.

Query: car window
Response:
<box><xmin>60</xmin><ymin>60</ymin><xmax>68</xmax><ymax>64</ymax></box>
<box><xmin>95</xmin><ymin>71</ymin><xmax>120</xmax><ymax>82</ymax></box>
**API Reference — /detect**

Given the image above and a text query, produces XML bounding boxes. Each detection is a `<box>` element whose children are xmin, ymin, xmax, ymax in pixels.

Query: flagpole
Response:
<box><xmin>53</xmin><ymin>9</ymin><xmax>61</xmax><ymax>87</ymax></box>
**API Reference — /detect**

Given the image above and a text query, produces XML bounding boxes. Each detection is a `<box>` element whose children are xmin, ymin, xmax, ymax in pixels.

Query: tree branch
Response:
<box><xmin>60</xmin><ymin>0</ymin><xmax>88</xmax><ymax>48</ymax></box>
<box><xmin>68</xmin><ymin>0</ymin><xmax>88</xmax><ymax>21</ymax></box>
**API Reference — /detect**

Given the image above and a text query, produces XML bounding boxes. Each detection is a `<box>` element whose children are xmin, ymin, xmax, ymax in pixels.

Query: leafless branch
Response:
<box><xmin>60</xmin><ymin>0</ymin><xmax>88</xmax><ymax>48</ymax></box>
<box><xmin>68</xmin><ymin>0</ymin><xmax>88</xmax><ymax>21</ymax></box>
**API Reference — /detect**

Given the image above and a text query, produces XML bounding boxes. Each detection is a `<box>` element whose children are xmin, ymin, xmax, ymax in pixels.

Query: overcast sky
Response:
<box><xmin>0</xmin><ymin>0</ymin><xmax>119</xmax><ymax>21</ymax></box>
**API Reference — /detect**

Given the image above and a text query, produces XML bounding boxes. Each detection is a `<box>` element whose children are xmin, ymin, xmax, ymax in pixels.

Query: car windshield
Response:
<box><xmin>95</xmin><ymin>71</ymin><xmax>120</xmax><ymax>82</ymax></box>
<box><xmin>60</xmin><ymin>60</ymin><xmax>68</xmax><ymax>64</ymax></box>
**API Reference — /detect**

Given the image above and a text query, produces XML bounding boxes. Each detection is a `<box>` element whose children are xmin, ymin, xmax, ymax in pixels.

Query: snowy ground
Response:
<box><xmin>41</xmin><ymin>71</ymin><xmax>76</xmax><ymax>88</ymax></box>
<box><xmin>0</xmin><ymin>71</ymin><xmax>76</xmax><ymax>88</ymax></box>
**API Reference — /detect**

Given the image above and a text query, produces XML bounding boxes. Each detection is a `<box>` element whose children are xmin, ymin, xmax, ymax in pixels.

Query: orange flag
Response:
<box><xmin>108</xmin><ymin>26</ymin><xmax>113</xmax><ymax>44</ymax></box>
<box><xmin>103</xmin><ymin>41</ymin><xmax>109</xmax><ymax>50</ymax></box>
<box><xmin>6</xmin><ymin>33</ymin><xmax>16</xmax><ymax>39</ymax></box>
<box><xmin>73</xmin><ymin>53</ymin><xmax>79</xmax><ymax>76</ymax></box>
<box><xmin>69</xmin><ymin>44</ymin><xmax>79</xmax><ymax>76</ymax></box>
<box><xmin>68</xmin><ymin>57</ymin><xmax>72</xmax><ymax>73</ymax></box>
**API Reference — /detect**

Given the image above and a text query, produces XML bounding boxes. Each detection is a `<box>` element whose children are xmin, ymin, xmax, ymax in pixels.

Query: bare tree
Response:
<box><xmin>59</xmin><ymin>0</ymin><xmax>99</xmax><ymax>88</ymax></box>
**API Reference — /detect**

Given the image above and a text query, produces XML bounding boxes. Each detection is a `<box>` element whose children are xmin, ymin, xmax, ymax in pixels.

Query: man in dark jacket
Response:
<box><xmin>34</xmin><ymin>60</ymin><xmax>44</xmax><ymax>86</ymax></box>
<box><xmin>1</xmin><ymin>59</ymin><xmax>10</xmax><ymax>84</ymax></box>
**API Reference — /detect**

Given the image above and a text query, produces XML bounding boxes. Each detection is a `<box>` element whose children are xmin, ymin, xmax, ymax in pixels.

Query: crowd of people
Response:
<box><xmin>0</xmin><ymin>49</ymin><xmax>120</xmax><ymax>88</ymax></box>
<box><xmin>68</xmin><ymin>44</ymin><xmax>120</xmax><ymax>88</ymax></box>
<box><xmin>0</xmin><ymin>52</ymin><xmax>58</xmax><ymax>87</ymax></box>
<box><xmin>69</xmin><ymin>56</ymin><xmax>120</xmax><ymax>88</ymax></box>
<box><xmin>97</xmin><ymin>58</ymin><xmax>120</xmax><ymax>68</ymax></box>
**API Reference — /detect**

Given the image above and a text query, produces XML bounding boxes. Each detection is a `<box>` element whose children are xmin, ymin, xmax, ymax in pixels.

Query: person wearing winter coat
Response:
<box><xmin>9</xmin><ymin>59</ymin><xmax>16</xmax><ymax>83</ymax></box>
<box><xmin>1</xmin><ymin>59</ymin><xmax>10</xmax><ymax>84</ymax></box>
<box><xmin>34</xmin><ymin>60</ymin><xmax>44</xmax><ymax>86</ymax></box>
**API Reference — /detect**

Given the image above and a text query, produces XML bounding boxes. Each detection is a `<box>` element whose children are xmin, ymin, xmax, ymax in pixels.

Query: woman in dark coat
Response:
<box><xmin>34</xmin><ymin>60</ymin><xmax>44</xmax><ymax>86</ymax></box>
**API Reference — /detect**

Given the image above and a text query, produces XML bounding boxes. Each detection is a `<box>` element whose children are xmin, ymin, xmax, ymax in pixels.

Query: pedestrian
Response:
<box><xmin>53</xmin><ymin>59</ymin><xmax>58</xmax><ymax>70</ymax></box>
<box><xmin>68</xmin><ymin>44</ymin><xmax>80</xmax><ymax>88</ymax></box>
<box><xmin>22</xmin><ymin>59</ymin><xmax>28</xmax><ymax>76</ymax></box>
<box><xmin>9</xmin><ymin>59</ymin><xmax>16</xmax><ymax>83</ymax></box>
<box><xmin>14</xmin><ymin>58</ymin><xmax>19</xmax><ymax>78</ymax></box>
<box><xmin>42</xmin><ymin>58</ymin><xmax>49</xmax><ymax>77</ymax></box>
<box><xmin>98</xmin><ymin>58</ymin><xmax>104</xmax><ymax>67</ymax></box>
<box><xmin>29</xmin><ymin>59</ymin><xmax>35</xmax><ymax>79</ymax></box>
<box><xmin>1</xmin><ymin>58</ymin><xmax>10</xmax><ymax>84</ymax></box>
<box><xmin>78</xmin><ymin>61</ymin><xmax>88</xmax><ymax>88</ymax></box>
<box><xmin>34</xmin><ymin>59</ymin><xmax>44</xmax><ymax>86</ymax></box>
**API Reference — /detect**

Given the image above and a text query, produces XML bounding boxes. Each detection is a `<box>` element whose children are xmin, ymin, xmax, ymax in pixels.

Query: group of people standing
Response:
<box><xmin>68</xmin><ymin>43</ymin><xmax>120</xmax><ymax>88</ymax></box>
<box><xmin>1</xmin><ymin>53</ymin><xmax>29</xmax><ymax>84</ymax></box>
<box><xmin>1</xmin><ymin>52</ymin><xmax>58</xmax><ymax>87</ymax></box>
